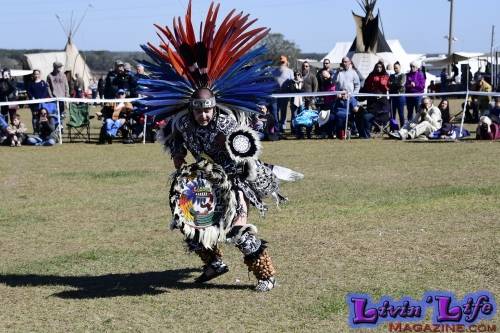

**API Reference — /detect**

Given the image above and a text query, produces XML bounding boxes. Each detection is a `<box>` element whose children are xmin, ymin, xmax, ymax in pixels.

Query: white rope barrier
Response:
<box><xmin>271</xmin><ymin>90</ymin><xmax>500</xmax><ymax>99</ymax></box>
<box><xmin>1</xmin><ymin>91</ymin><xmax>498</xmax><ymax>144</ymax></box>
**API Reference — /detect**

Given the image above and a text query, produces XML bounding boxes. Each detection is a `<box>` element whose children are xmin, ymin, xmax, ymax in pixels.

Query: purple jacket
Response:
<box><xmin>405</xmin><ymin>70</ymin><xmax>425</xmax><ymax>93</ymax></box>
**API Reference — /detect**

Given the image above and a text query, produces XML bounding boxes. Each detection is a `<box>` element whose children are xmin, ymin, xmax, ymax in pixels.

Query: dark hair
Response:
<box><xmin>372</xmin><ymin>61</ymin><xmax>387</xmax><ymax>75</ymax></box>
<box><xmin>394</xmin><ymin>61</ymin><xmax>400</xmax><ymax>66</ymax></box>
<box><xmin>191</xmin><ymin>87</ymin><xmax>214</xmax><ymax>99</ymax></box>
<box><xmin>438</xmin><ymin>98</ymin><xmax>450</xmax><ymax>123</ymax></box>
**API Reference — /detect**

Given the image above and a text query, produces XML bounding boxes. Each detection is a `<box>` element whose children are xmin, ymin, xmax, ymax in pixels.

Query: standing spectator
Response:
<box><xmin>27</xmin><ymin>69</ymin><xmax>51</xmax><ymax>133</ymax></box>
<box><xmin>104</xmin><ymin>60</ymin><xmax>138</xmax><ymax>98</ymax></box>
<box><xmin>0</xmin><ymin>68</ymin><xmax>18</xmax><ymax>124</ymax></box>
<box><xmin>74</xmin><ymin>73</ymin><xmax>85</xmax><ymax>97</ymax></box>
<box><xmin>89</xmin><ymin>77</ymin><xmax>98</xmax><ymax>100</ymax></box>
<box><xmin>6</xmin><ymin>114</ymin><xmax>27</xmax><ymax>146</ymax></box>
<box><xmin>97</xmin><ymin>76</ymin><xmax>105</xmax><ymax>99</ymax></box>
<box><xmin>362</xmin><ymin>61</ymin><xmax>390</xmax><ymax>130</ymax></box>
<box><xmin>301</xmin><ymin>61</ymin><xmax>318</xmax><ymax>109</ymax></box>
<box><xmin>335</xmin><ymin>56</ymin><xmax>360</xmax><ymax>94</ymax></box>
<box><xmin>440</xmin><ymin>68</ymin><xmax>448</xmax><ymax>92</ymax></box>
<box><xmin>316</xmin><ymin>58</ymin><xmax>335</xmax><ymax>91</ymax></box>
<box><xmin>289</xmin><ymin>71</ymin><xmax>304</xmax><ymax>135</ymax></box>
<box><xmin>363</xmin><ymin>61</ymin><xmax>389</xmax><ymax>96</ymax></box>
<box><xmin>124</xmin><ymin>62</ymin><xmax>133</xmax><ymax>75</ymax></box>
<box><xmin>427</xmin><ymin>80</ymin><xmax>437</xmax><ymax>94</ymax></box>
<box><xmin>271</xmin><ymin>55</ymin><xmax>294</xmax><ymax>133</ymax></box>
<box><xmin>386</xmin><ymin>63</ymin><xmax>394</xmax><ymax>75</ymax></box>
<box><xmin>451</xmin><ymin>63</ymin><xmax>459</xmax><ymax>82</ymax></box>
<box><xmin>134</xmin><ymin>64</ymin><xmax>150</xmax><ymax>94</ymax></box>
<box><xmin>318</xmin><ymin>69</ymin><xmax>336</xmax><ymax>110</ymax></box>
<box><xmin>389</xmin><ymin>61</ymin><xmax>406</xmax><ymax>126</ymax></box>
<box><xmin>405</xmin><ymin>61</ymin><xmax>426</xmax><ymax>121</ymax></box>
<box><xmin>461</xmin><ymin>67</ymin><xmax>473</xmax><ymax>90</ymax></box>
<box><xmin>477</xmin><ymin>75</ymin><xmax>492</xmax><ymax>115</ymax></box>
<box><xmin>135</xmin><ymin>64</ymin><xmax>149</xmax><ymax>80</ymax></box>
<box><xmin>47</xmin><ymin>62</ymin><xmax>69</xmax><ymax>118</ymax></box>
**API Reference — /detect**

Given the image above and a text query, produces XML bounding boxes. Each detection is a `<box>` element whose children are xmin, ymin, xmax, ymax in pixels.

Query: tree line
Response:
<box><xmin>0</xmin><ymin>34</ymin><xmax>325</xmax><ymax>74</ymax></box>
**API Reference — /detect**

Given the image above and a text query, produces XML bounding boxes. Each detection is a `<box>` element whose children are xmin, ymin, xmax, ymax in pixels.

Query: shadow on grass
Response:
<box><xmin>0</xmin><ymin>268</ymin><xmax>250</xmax><ymax>299</ymax></box>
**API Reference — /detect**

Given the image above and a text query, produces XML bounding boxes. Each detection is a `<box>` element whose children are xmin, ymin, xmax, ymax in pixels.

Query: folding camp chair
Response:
<box><xmin>67</xmin><ymin>103</ymin><xmax>90</xmax><ymax>142</ymax></box>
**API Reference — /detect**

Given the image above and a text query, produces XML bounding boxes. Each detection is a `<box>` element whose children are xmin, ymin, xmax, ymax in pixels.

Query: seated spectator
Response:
<box><xmin>292</xmin><ymin>99</ymin><xmax>319</xmax><ymax>139</ymax></box>
<box><xmin>25</xmin><ymin>108</ymin><xmax>58</xmax><ymax>146</ymax></box>
<box><xmin>389</xmin><ymin>96</ymin><xmax>442</xmax><ymax>140</ymax></box>
<box><xmin>98</xmin><ymin>89</ymin><xmax>134</xmax><ymax>144</ymax></box>
<box><xmin>6</xmin><ymin>114</ymin><xmax>27</xmax><ymax>146</ymax></box>
<box><xmin>463</xmin><ymin>97</ymin><xmax>479</xmax><ymax>123</ymax></box>
<box><xmin>477</xmin><ymin>97</ymin><xmax>500</xmax><ymax>139</ymax></box>
<box><xmin>353</xmin><ymin>100</ymin><xmax>391</xmax><ymax>139</ymax></box>
<box><xmin>0</xmin><ymin>114</ymin><xmax>9</xmax><ymax>145</ymax></box>
<box><xmin>320</xmin><ymin>92</ymin><xmax>359</xmax><ymax>139</ymax></box>
<box><xmin>437</xmin><ymin>99</ymin><xmax>451</xmax><ymax>132</ymax></box>
<box><xmin>249</xmin><ymin>104</ymin><xmax>276</xmax><ymax>141</ymax></box>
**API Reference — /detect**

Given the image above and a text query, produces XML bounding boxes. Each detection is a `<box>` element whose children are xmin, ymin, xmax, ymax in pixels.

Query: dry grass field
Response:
<box><xmin>0</xmin><ymin>102</ymin><xmax>499</xmax><ymax>332</ymax></box>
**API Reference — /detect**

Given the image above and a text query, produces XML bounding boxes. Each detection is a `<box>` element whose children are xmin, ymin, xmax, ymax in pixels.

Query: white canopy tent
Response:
<box><xmin>24</xmin><ymin>39</ymin><xmax>92</xmax><ymax>89</ymax></box>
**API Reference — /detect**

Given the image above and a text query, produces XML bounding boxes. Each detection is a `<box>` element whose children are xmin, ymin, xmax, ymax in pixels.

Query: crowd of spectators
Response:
<box><xmin>254</xmin><ymin>54</ymin><xmax>499</xmax><ymax>141</ymax></box>
<box><xmin>0</xmin><ymin>59</ymin><xmax>155</xmax><ymax>146</ymax></box>
<box><xmin>1</xmin><ymin>55</ymin><xmax>499</xmax><ymax>146</ymax></box>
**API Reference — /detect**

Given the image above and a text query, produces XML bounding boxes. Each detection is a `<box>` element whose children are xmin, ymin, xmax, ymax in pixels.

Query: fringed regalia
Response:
<box><xmin>137</xmin><ymin>0</ymin><xmax>302</xmax><ymax>291</ymax></box>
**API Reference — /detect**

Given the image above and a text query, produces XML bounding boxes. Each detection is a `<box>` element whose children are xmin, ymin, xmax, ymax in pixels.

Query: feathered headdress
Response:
<box><xmin>137</xmin><ymin>0</ymin><xmax>277</xmax><ymax>118</ymax></box>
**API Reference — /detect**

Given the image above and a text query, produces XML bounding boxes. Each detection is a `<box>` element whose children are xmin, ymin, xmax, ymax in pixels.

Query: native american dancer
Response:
<box><xmin>137</xmin><ymin>1</ymin><xmax>302</xmax><ymax>292</ymax></box>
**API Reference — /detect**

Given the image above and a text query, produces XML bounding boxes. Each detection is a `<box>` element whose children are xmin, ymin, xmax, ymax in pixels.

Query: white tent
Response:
<box><xmin>24</xmin><ymin>39</ymin><xmax>92</xmax><ymax>90</ymax></box>
<box><xmin>322</xmin><ymin>40</ymin><xmax>424</xmax><ymax>78</ymax></box>
<box><xmin>322</xmin><ymin>39</ymin><xmax>436</xmax><ymax>88</ymax></box>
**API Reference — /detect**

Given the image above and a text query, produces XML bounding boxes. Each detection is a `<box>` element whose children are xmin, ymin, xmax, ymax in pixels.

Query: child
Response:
<box><xmin>292</xmin><ymin>99</ymin><xmax>319</xmax><ymax>139</ymax></box>
<box><xmin>7</xmin><ymin>114</ymin><xmax>27</xmax><ymax>146</ymax></box>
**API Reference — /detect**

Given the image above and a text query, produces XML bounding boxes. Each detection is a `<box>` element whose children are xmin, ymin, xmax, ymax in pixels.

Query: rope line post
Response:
<box><xmin>458</xmin><ymin>91</ymin><xmax>469</xmax><ymax>139</ymax></box>
<box><xmin>56</xmin><ymin>98</ymin><xmax>63</xmax><ymax>145</ymax></box>
<box><xmin>344</xmin><ymin>92</ymin><xmax>350</xmax><ymax>140</ymax></box>
<box><xmin>143</xmin><ymin>116</ymin><xmax>147</xmax><ymax>144</ymax></box>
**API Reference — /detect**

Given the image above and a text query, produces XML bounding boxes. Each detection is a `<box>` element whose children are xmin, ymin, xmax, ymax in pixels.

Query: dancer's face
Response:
<box><xmin>193</xmin><ymin>107</ymin><xmax>214</xmax><ymax>126</ymax></box>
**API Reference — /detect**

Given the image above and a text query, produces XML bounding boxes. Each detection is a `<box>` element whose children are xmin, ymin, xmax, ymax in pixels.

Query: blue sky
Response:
<box><xmin>2</xmin><ymin>0</ymin><xmax>499</xmax><ymax>54</ymax></box>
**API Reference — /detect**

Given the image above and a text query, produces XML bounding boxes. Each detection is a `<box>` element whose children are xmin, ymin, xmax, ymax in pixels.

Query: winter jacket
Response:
<box><xmin>389</xmin><ymin>72</ymin><xmax>406</xmax><ymax>93</ymax></box>
<box><xmin>335</xmin><ymin>68</ymin><xmax>360</xmax><ymax>93</ymax></box>
<box><xmin>405</xmin><ymin>70</ymin><xmax>425</xmax><ymax>93</ymax></box>
<box><xmin>363</xmin><ymin>73</ymin><xmax>389</xmax><ymax>94</ymax></box>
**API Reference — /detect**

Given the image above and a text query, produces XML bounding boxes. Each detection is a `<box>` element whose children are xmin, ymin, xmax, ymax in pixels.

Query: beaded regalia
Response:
<box><xmin>138</xmin><ymin>0</ymin><xmax>302</xmax><ymax>292</ymax></box>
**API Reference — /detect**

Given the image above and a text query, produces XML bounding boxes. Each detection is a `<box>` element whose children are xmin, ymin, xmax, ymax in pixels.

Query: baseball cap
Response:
<box><xmin>53</xmin><ymin>61</ymin><xmax>63</xmax><ymax>68</ymax></box>
<box><xmin>116</xmin><ymin>89</ymin><xmax>126</xmax><ymax>95</ymax></box>
<box><xmin>115</xmin><ymin>60</ymin><xmax>124</xmax><ymax>66</ymax></box>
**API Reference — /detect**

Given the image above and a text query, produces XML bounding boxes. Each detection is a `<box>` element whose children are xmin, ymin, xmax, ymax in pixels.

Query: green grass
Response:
<box><xmin>0</xmin><ymin>136</ymin><xmax>499</xmax><ymax>332</ymax></box>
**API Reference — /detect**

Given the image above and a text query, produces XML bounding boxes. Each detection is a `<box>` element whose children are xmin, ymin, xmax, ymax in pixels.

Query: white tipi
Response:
<box><xmin>24</xmin><ymin>9</ymin><xmax>93</xmax><ymax>90</ymax></box>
